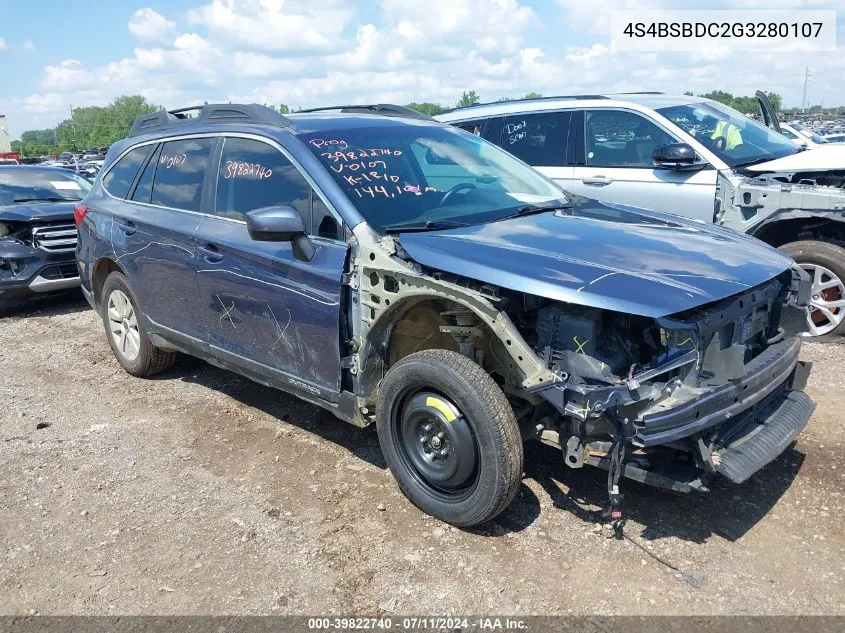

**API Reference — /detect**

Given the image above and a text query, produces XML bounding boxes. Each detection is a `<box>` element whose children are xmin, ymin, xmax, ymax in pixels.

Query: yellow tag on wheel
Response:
<box><xmin>426</xmin><ymin>396</ymin><xmax>457</xmax><ymax>422</ymax></box>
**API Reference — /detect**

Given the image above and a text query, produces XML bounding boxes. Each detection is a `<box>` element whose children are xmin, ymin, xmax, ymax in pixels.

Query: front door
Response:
<box><xmin>194</xmin><ymin>136</ymin><xmax>348</xmax><ymax>398</ymax></box>
<box><xmin>571</xmin><ymin>109</ymin><xmax>717</xmax><ymax>223</ymax></box>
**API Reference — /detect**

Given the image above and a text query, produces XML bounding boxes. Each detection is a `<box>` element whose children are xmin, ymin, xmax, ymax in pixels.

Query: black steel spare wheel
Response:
<box><xmin>376</xmin><ymin>349</ymin><xmax>523</xmax><ymax>527</ymax></box>
<box><xmin>397</xmin><ymin>391</ymin><xmax>478</xmax><ymax>497</ymax></box>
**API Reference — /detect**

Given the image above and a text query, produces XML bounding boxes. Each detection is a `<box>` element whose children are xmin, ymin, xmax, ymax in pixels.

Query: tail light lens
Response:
<box><xmin>73</xmin><ymin>204</ymin><xmax>89</xmax><ymax>228</ymax></box>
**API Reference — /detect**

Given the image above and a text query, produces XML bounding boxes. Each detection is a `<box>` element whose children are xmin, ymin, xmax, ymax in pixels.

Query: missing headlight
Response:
<box><xmin>534</xmin><ymin>305</ymin><xmax>662</xmax><ymax>384</ymax></box>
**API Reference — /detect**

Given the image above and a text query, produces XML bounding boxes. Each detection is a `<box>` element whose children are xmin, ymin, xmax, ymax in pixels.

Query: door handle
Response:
<box><xmin>117</xmin><ymin>220</ymin><xmax>136</xmax><ymax>235</ymax></box>
<box><xmin>581</xmin><ymin>175</ymin><xmax>613</xmax><ymax>186</ymax></box>
<box><xmin>198</xmin><ymin>243</ymin><xmax>223</xmax><ymax>264</ymax></box>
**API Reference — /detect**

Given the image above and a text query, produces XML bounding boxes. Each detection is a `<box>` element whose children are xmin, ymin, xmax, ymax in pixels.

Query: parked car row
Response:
<box><xmin>1</xmin><ymin>97</ymin><xmax>828</xmax><ymax>529</ymax></box>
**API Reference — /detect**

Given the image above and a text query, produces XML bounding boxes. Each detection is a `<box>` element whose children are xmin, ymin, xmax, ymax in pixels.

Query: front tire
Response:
<box><xmin>376</xmin><ymin>349</ymin><xmax>523</xmax><ymax>527</ymax></box>
<box><xmin>100</xmin><ymin>271</ymin><xmax>177</xmax><ymax>377</ymax></box>
<box><xmin>779</xmin><ymin>240</ymin><xmax>845</xmax><ymax>339</ymax></box>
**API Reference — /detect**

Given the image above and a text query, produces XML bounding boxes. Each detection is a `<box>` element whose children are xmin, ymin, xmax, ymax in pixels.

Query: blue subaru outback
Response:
<box><xmin>77</xmin><ymin>103</ymin><xmax>815</xmax><ymax>527</ymax></box>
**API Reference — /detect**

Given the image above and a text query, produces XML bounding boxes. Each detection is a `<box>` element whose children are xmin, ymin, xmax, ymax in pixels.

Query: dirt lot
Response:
<box><xmin>1</xmin><ymin>293</ymin><xmax>844</xmax><ymax>616</ymax></box>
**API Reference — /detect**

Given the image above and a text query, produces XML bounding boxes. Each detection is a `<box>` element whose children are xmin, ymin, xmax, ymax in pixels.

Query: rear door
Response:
<box><xmin>103</xmin><ymin>138</ymin><xmax>213</xmax><ymax>338</ymax></box>
<box><xmin>194</xmin><ymin>135</ymin><xmax>348</xmax><ymax>398</ymax></box>
<box><xmin>496</xmin><ymin>110</ymin><xmax>576</xmax><ymax>194</ymax></box>
<box><xmin>571</xmin><ymin>108</ymin><xmax>718</xmax><ymax>222</ymax></box>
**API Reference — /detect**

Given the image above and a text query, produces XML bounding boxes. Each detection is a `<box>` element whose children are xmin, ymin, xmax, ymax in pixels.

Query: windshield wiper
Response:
<box><xmin>13</xmin><ymin>196</ymin><xmax>80</xmax><ymax>203</ymax></box>
<box><xmin>496</xmin><ymin>202</ymin><xmax>574</xmax><ymax>222</ymax></box>
<box><xmin>384</xmin><ymin>219</ymin><xmax>475</xmax><ymax>233</ymax></box>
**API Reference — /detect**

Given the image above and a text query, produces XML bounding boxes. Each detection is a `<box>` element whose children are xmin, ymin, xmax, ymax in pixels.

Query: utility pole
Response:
<box><xmin>801</xmin><ymin>67</ymin><xmax>807</xmax><ymax>112</ymax></box>
<box><xmin>801</xmin><ymin>67</ymin><xmax>813</xmax><ymax>112</ymax></box>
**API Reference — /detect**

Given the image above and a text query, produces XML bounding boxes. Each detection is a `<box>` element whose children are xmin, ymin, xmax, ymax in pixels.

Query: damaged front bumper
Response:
<box><xmin>634</xmin><ymin>336</ymin><xmax>808</xmax><ymax>447</ymax></box>
<box><xmin>531</xmin><ymin>335</ymin><xmax>814</xmax><ymax>491</ymax></box>
<box><xmin>0</xmin><ymin>239</ymin><xmax>80</xmax><ymax>305</ymax></box>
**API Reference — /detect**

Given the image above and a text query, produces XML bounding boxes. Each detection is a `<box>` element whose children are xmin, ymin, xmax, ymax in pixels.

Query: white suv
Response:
<box><xmin>436</xmin><ymin>93</ymin><xmax>845</xmax><ymax>338</ymax></box>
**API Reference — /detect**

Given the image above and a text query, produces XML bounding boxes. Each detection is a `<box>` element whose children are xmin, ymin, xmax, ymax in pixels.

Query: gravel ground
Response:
<box><xmin>1</xmin><ymin>293</ymin><xmax>843</xmax><ymax>615</ymax></box>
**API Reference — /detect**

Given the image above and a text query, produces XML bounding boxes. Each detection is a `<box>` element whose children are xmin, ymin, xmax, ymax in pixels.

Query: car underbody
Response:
<box><xmin>346</xmin><ymin>221</ymin><xmax>815</xmax><ymax>521</ymax></box>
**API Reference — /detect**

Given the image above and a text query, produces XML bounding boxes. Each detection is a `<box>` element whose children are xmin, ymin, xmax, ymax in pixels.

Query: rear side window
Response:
<box><xmin>103</xmin><ymin>145</ymin><xmax>152</xmax><ymax>198</ymax></box>
<box><xmin>149</xmin><ymin>138</ymin><xmax>214</xmax><ymax>212</ymax></box>
<box><xmin>501</xmin><ymin>112</ymin><xmax>571</xmax><ymax>167</ymax></box>
<box><xmin>131</xmin><ymin>145</ymin><xmax>161</xmax><ymax>204</ymax></box>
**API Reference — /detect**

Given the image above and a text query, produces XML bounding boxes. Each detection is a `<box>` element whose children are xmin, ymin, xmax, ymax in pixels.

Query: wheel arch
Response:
<box><xmin>90</xmin><ymin>257</ymin><xmax>128</xmax><ymax>310</ymax></box>
<box><xmin>354</xmin><ymin>289</ymin><xmax>542</xmax><ymax>404</ymax></box>
<box><xmin>751</xmin><ymin>212</ymin><xmax>845</xmax><ymax>249</ymax></box>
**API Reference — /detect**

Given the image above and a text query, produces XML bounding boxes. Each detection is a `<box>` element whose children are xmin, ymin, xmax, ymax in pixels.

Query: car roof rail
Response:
<box><xmin>442</xmin><ymin>94</ymin><xmax>609</xmax><ymax>113</ymax></box>
<box><xmin>615</xmin><ymin>91</ymin><xmax>665</xmax><ymax>95</ymax></box>
<box><xmin>296</xmin><ymin>104</ymin><xmax>434</xmax><ymax>120</ymax></box>
<box><xmin>129</xmin><ymin>104</ymin><xmax>292</xmax><ymax>137</ymax></box>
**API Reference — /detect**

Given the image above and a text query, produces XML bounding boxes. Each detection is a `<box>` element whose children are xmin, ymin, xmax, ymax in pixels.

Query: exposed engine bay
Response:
<box><xmin>426</xmin><ymin>266</ymin><xmax>813</xmax><ymax>498</ymax></box>
<box><xmin>776</xmin><ymin>170</ymin><xmax>845</xmax><ymax>189</ymax></box>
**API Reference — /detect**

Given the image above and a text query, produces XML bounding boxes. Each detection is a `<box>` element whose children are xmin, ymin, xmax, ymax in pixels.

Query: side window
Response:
<box><xmin>149</xmin><ymin>138</ymin><xmax>214</xmax><ymax>212</ymax></box>
<box><xmin>455</xmin><ymin>120</ymin><xmax>484</xmax><ymax>136</ymax></box>
<box><xmin>215</xmin><ymin>137</ymin><xmax>342</xmax><ymax>240</ymax></box>
<box><xmin>501</xmin><ymin>112</ymin><xmax>571</xmax><ymax>167</ymax></box>
<box><xmin>585</xmin><ymin>110</ymin><xmax>675</xmax><ymax>167</ymax></box>
<box><xmin>103</xmin><ymin>145</ymin><xmax>153</xmax><ymax>198</ymax></box>
<box><xmin>130</xmin><ymin>145</ymin><xmax>161</xmax><ymax>204</ymax></box>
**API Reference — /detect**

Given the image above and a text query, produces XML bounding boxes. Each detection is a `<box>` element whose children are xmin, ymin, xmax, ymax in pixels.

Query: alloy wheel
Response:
<box><xmin>107</xmin><ymin>288</ymin><xmax>141</xmax><ymax>361</ymax></box>
<box><xmin>803</xmin><ymin>263</ymin><xmax>845</xmax><ymax>337</ymax></box>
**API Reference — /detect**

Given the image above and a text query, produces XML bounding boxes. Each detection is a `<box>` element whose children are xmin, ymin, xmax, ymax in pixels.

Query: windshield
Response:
<box><xmin>0</xmin><ymin>168</ymin><xmax>92</xmax><ymax>205</ymax></box>
<box><xmin>657</xmin><ymin>101</ymin><xmax>801</xmax><ymax>167</ymax></box>
<box><xmin>301</xmin><ymin>123</ymin><xmax>567</xmax><ymax>233</ymax></box>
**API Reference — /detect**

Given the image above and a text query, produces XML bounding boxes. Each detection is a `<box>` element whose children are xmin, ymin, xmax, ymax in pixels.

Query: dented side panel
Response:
<box><xmin>194</xmin><ymin>214</ymin><xmax>348</xmax><ymax>394</ymax></box>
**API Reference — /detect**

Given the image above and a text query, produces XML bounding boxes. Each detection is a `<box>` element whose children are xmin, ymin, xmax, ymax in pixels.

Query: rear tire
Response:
<box><xmin>779</xmin><ymin>240</ymin><xmax>845</xmax><ymax>339</ymax></box>
<box><xmin>100</xmin><ymin>271</ymin><xmax>177</xmax><ymax>376</ymax></box>
<box><xmin>376</xmin><ymin>349</ymin><xmax>523</xmax><ymax>527</ymax></box>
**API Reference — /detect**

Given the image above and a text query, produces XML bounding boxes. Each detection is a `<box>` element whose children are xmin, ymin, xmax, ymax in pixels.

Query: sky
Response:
<box><xmin>0</xmin><ymin>0</ymin><xmax>842</xmax><ymax>138</ymax></box>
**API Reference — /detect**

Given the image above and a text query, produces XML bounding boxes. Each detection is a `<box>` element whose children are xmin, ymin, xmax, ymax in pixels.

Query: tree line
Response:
<box><xmin>14</xmin><ymin>88</ymin><xmax>842</xmax><ymax>158</ymax></box>
<box><xmin>12</xmin><ymin>96</ymin><xmax>160</xmax><ymax>157</ymax></box>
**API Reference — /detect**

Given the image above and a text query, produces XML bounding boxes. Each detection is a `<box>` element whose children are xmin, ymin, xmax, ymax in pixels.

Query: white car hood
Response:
<box><xmin>745</xmin><ymin>145</ymin><xmax>845</xmax><ymax>173</ymax></box>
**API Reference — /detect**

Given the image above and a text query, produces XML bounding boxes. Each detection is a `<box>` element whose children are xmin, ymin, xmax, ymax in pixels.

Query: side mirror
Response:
<box><xmin>653</xmin><ymin>143</ymin><xmax>701</xmax><ymax>170</ymax></box>
<box><xmin>245</xmin><ymin>206</ymin><xmax>315</xmax><ymax>261</ymax></box>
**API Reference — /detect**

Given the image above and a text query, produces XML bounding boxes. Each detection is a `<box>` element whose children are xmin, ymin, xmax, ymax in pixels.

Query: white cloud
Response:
<box><xmin>22</xmin><ymin>40</ymin><xmax>35</xmax><ymax>51</ymax></box>
<box><xmin>0</xmin><ymin>38</ymin><xmax>7</xmax><ymax>51</ymax></box>
<box><xmin>128</xmin><ymin>8</ymin><xmax>176</xmax><ymax>43</ymax></box>
<box><xmin>186</xmin><ymin>0</ymin><xmax>353</xmax><ymax>52</ymax></box>
<box><xmin>231</xmin><ymin>52</ymin><xmax>301</xmax><ymax>78</ymax></box>
<box><xmin>4</xmin><ymin>0</ymin><xmax>844</xmax><ymax>137</ymax></box>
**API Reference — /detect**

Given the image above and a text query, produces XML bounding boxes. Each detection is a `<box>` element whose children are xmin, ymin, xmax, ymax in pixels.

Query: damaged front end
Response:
<box><xmin>524</xmin><ymin>266</ymin><xmax>815</xmax><ymax>505</ymax></box>
<box><xmin>0</xmin><ymin>217</ymin><xmax>80</xmax><ymax>304</ymax></box>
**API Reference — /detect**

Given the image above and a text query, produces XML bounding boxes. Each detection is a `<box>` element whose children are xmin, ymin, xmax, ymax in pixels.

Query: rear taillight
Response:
<box><xmin>73</xmin><ymin>204</ymin><xmax>89</xmax><ymax>228</ymax></box>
